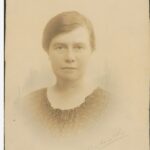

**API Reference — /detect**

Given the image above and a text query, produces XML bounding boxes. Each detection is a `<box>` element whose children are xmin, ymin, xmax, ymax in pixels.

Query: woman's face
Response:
<box><xmin>48</xmin><ymin>27</ymin><xmax>93</xmax><ymax>81</ymax></box>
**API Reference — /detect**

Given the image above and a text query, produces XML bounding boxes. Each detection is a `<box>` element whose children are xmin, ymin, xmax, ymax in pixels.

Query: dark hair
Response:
<box><xmin>42</xmin><ymin>11</ymin><xmax>96</xmax><ymax>52</ymax></box>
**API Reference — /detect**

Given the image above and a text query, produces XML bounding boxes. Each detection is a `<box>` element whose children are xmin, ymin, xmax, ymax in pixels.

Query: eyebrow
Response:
<box><xmin>73</xmin><ymin>42</ymin><xmax>86</xmax><ymax>46</ymax></box>
<box><xmin>52</xmin><ymin>43</ymin><xmax>67</xmax><ymax>47</ymax></box>
<box><xmin>51</xmin><ymin>42</ymin><xmax>87</xmax><ymax>48</ymax></box>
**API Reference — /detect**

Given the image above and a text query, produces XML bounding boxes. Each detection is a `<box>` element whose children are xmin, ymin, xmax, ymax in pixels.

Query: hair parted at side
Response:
<box><xmin>42</xmin><ymin>11</ymin><xmax>96</xmax><ymax>52</ymax></box>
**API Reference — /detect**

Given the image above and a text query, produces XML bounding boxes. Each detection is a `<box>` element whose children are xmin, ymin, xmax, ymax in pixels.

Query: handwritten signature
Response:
<box><xmin>87</xmin><ymin>129</ymin><xmax>128</xmax><ymax>150</ymax></box>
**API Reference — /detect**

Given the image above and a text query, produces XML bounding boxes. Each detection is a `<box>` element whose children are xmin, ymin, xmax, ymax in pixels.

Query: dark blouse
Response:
<box><xmin>20</xmin><ymin>87</ymin><xmax>109</xmax><ymax>135</ymax></box>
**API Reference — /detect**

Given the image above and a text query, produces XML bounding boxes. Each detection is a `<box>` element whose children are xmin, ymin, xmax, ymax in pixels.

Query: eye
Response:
<box><xmin>53</xmin><ymin>44</ymin><xmax>66</xmax><ymax>51</ymax></box>
<box><xmin>75</xmin><ymin>46</ymin><xmax>83</xmax><ymax>49</ymax></box>
<box><xmin>74</xmin><ymin>44</ymin><xmax>85</xmax><ymax>51</ymax></box>
<box><xmin>55</xmin><ymin>46</ymin><xmax>64</xmax><ymax>50</ymax></box>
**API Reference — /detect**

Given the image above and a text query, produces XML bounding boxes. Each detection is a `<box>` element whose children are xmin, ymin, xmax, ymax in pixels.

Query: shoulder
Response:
<box><xmin>24</xmin><ymin>88</ymin><xmax>47</xmax><ymax>99</ymax></box>
<box><xmin>90</xmin><ymin>86</ymin><xmax>109</xmax><ymax>99</ymax></box>
<box><xmin>23</xmin><ymin>88</ymin><xmax>47</xmax><ymax>104</ymax></box>
<box><xmin>19</xmin><ymin>88</ymin><xmax>48</xmax><ymax>114</ymax></box>
<box><xmin>85</xmin><ymin>87</ymin><xmax>111</xmax><ymax>112</ymax></box>
<box><xmin>17</xmin><ymin>88</ymin><xmax>52</xmax><ymax>132</ymax></box>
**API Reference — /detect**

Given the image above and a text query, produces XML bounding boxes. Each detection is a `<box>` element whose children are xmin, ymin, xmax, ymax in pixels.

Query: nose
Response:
<box><xmin>65</xmin><ymin>49</ymin><xmax>76</xmax><ymax>63</ymax></box>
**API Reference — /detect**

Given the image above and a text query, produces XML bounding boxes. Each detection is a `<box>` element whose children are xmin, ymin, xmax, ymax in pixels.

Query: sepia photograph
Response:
<box><xmin>5</xmin><ymin>0</ymin><xmax>149</xmax><ymax>150</ymax></box>
<box><xmin>20</xmin><ymin>10</ymin><xmax>111</xmax><ymax>135</ymax></box>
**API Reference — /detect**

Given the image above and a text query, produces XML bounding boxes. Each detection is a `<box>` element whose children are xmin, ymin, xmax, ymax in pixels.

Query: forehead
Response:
<box><xmin>50</xmin><ymin>27</ymin><xmax>90</xmax><ymax>44</ymax></box>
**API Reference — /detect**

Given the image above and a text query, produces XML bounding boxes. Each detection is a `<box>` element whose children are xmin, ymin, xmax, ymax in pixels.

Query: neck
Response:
<box><xmin>47</xmin><ymin>77</ymin><xmax>97</xmax><ymax>110</ymax></box>
<box><xmin>54</xmin><ymin>77</ymin><xmax>85</xmax><ymax>92</ymax></box>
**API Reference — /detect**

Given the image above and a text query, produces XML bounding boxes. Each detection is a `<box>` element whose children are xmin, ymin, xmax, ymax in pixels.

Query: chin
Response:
<box><xmin>57</xmin><ymin>74</ymin><xmax>83</xmax><ymax>82</ymax></box>
<box><xmin>61</xmin><ymin>76</ymin><xmax>80</xmax><ymax>81</ymax></box>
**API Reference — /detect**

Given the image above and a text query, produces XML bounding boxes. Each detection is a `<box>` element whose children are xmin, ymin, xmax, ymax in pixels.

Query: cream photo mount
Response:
<box><xmin>5</xmin><ymin>0</ymin><xmax>149</xmax><ymax>150</ymax></box>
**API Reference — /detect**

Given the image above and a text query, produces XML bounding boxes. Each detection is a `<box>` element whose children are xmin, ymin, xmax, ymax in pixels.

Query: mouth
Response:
<box><xmin>62</xmin><ymin>67</ymin><xmax>77</xmax><ymax>70</ymax></box>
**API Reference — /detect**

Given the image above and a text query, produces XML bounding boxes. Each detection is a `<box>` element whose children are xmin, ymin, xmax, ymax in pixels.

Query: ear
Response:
<box><xmin>46</xmin><ymin>47</ymin><xmax>51</xmax><ymax>57</ymax></box>
<box><xmin>46</xmin><ymin>50</ymin><xmax>51</xmax><ymax>61</ymax></box>
<box><xmin>48</xmin><ymin>53</ymin><xmax>52</xmax><ymax>61</ymax></box>
<box><xmin>90</xmin><ymin>48</ymin><xmax>95</xmax><ymax>54</ymax></box>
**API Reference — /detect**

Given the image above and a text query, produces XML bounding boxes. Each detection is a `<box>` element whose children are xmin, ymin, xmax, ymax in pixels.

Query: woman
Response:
<box><xmin>21</xmin><ymin>11</ymin><xmax>109</xmax><ymax>135</ymax></box>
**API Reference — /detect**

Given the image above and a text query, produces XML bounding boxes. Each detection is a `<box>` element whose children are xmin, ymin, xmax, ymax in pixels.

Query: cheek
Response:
<box><xmin>49</xmin><ymin>58</ymin><xmax>58</xmax><ymax>72</ymax></box>
<box><xmin>49</xmin><ymin>54</ymin><xmax>62</xmax><ymax>66</ymax></box>
<box><xmin>78</xmin><ymin>54</ymin><xmax>91</xmax><ymax>66</ymax></box>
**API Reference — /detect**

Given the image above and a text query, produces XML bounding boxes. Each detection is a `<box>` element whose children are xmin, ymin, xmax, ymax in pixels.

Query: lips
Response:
<box><xmin>62</xmin><ymin>67</ymin><xmax>77</xmax><ymax>70</ymax></box>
